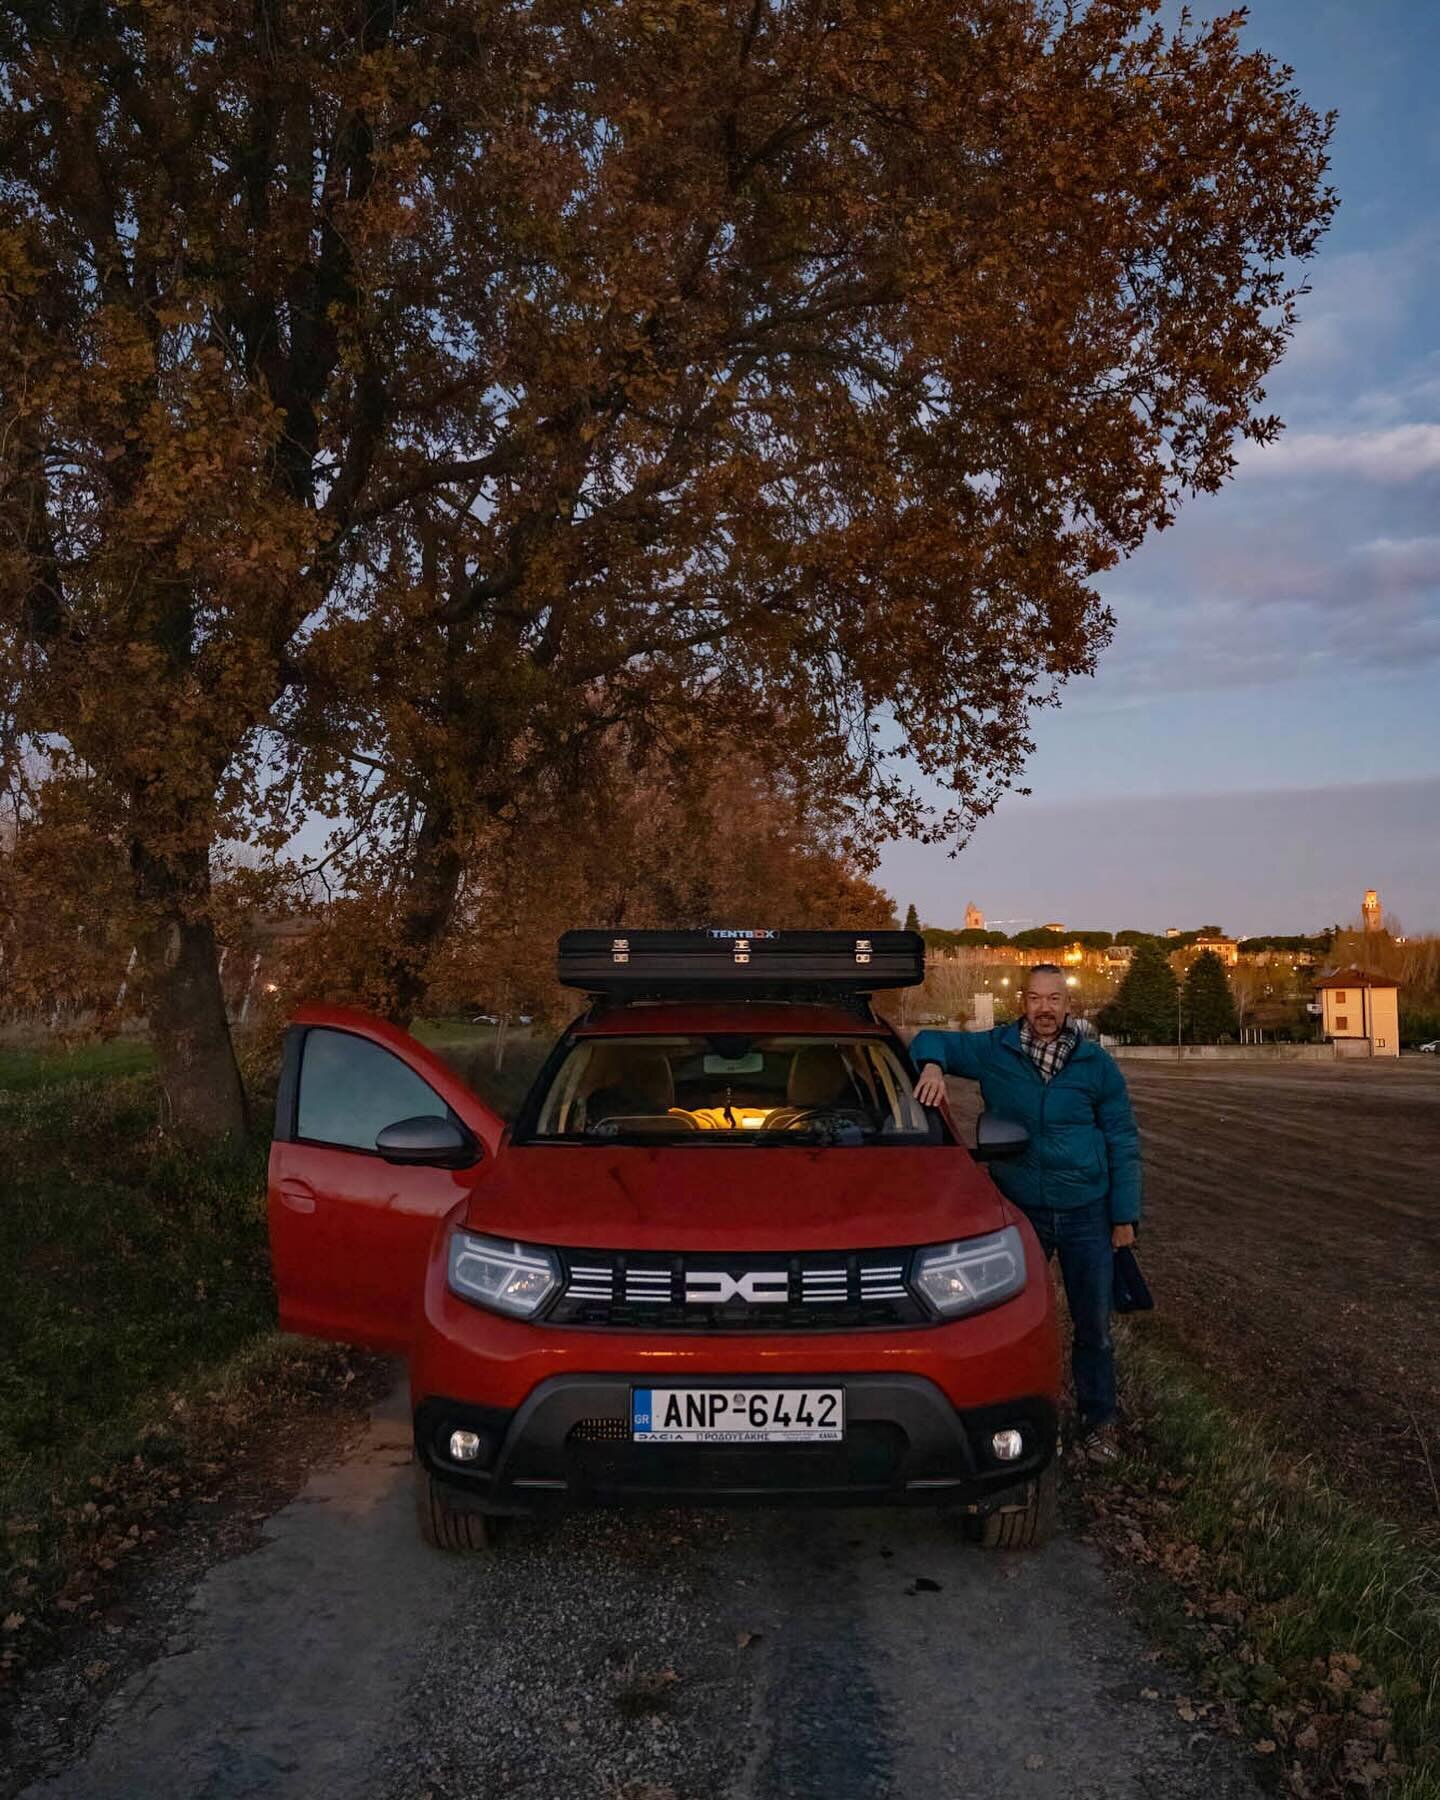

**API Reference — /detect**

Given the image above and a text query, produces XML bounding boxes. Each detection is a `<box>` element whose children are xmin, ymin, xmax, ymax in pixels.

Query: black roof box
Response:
<box><xmin>556</xmin><ymin>928</ymin><xmax>925</xmax><ymax>998</ymax></box>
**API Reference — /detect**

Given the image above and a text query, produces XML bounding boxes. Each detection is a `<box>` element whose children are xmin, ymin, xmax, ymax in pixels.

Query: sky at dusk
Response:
<box><xmin>878</xmin><ymin>0</ymin><xmax>1440</xmax><ymax>939</ymax></box>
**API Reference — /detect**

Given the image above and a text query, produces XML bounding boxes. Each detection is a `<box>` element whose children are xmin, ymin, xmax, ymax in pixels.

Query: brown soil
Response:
<box><xmin>950</xmin><ymin>1058</ymin><xmax>1440</xmax><ymax>1538</ymax></box>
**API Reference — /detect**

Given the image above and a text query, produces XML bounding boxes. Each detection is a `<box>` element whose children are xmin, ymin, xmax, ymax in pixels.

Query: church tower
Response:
<box><xmin>1362</xmin><ymin>888</ymin><xmax>1382</xmax><ymax>933</ymax></box>
<box><xmin>964</xmin><ymin>902</ymin><xmax>985</xmax><ymax>931</ymax></box>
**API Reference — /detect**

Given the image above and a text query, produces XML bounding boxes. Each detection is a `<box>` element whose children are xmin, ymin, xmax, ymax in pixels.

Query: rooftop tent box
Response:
<box><xmin>556</xmin><ymin>929</ymin><xmax>926</xmax><ymax>997</ymax></box>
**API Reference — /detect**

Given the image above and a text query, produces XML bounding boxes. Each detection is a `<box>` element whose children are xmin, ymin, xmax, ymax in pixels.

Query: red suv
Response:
<box><xmin>268</xmin><ymin>930</ymin><xmax>1060</xmax><ymax>1551</ymax></box>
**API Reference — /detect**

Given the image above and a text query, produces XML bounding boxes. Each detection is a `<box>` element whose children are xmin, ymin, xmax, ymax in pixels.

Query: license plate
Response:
<box><xmin>631</xmin><ymin>1387</ymin><xmax>844</xmax><ymax>1444</ymax></box>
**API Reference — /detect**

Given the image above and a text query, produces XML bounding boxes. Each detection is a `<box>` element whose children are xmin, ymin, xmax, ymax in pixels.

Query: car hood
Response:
<box><xmin>463</xmin><ymin>1143</ymin><xmax>1007</xmax><ymax>1251</ymax></box>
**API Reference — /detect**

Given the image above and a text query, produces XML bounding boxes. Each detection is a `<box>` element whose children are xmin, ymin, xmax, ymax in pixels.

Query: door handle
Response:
<box><xmin>278</xmin><ymin>1178</ymin><xmax>317</xmax><ymax>1214</ymax></box>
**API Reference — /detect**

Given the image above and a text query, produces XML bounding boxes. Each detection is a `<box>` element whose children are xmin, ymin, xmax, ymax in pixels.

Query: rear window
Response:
<box><xmin>522</xmin><ymin>1034</ymin><xmax>931</xmax><ymax>1145</ymax></box>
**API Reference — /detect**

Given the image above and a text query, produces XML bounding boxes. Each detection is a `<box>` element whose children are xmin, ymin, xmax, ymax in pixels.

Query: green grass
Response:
<box><xmin>0</xmin><ymin>1020</ymin><xmax>547</xmax><ymax>1636</ymax></box>
<box><xmin>1112</xmin><ymin>1328</ymin><xmax>1440</xmax><ymax>1798</ymax></box>
<box><xmin>0</xmin><ymin>1037</ymin><xmax>155</xmax><ymax>1093</ymax></box>
<box><xmin>0</xmin><ymin>1063</ymin><xmax>276</xmax><ymax>1635</ymax></box>
<box><xmin>413</xmin><ymin>1017</ymin><xmax>550</xmax><ymax>1121</ymax></box>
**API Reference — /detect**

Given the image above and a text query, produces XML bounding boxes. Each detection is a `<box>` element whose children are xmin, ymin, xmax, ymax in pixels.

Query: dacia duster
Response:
<box><xmin>268</xmin><ymin>930</ymin><xmax>1061</xmax><ymax>1550</ymax></box>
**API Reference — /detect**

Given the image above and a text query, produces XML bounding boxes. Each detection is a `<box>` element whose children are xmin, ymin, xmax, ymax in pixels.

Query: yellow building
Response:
<box><xmin>1313</xmin><ymin>968</ymin><xmax>1400</xmax><ymax>1057</ymax></box>
<box><xmin>1193</xmin><ymin>934</ymin><xmax>1239</xmax><ymax>966</ymax></box>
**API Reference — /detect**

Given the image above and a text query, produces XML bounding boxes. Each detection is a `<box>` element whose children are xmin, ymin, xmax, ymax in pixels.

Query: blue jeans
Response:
<box><xmin>1020</xmin><ymin>1199</ymin><xmax>1117</xmax><ymax>1430</ymax></box>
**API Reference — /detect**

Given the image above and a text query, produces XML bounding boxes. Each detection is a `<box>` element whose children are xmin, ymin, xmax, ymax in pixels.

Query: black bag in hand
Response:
<box><xmin>1112</xmin><ymin>1245</ymin><xmax>1154</xmax><ymax>1313</ymax></box>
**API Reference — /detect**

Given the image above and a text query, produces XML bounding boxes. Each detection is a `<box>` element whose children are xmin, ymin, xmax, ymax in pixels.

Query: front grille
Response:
<box><xmin>571</xmin><ymin>1417</ymin><xmax>630</xmax><ymax>1442</ymax></box>
<box><xmin>563</xmin><ymin>1421</ymin><xmax>908</xmax><ymax>1491</ymax></box>
<box><xmin>544</xmin><ymin>1249</ymin><xmax>928</xmax><ymax>1330</ymax></box>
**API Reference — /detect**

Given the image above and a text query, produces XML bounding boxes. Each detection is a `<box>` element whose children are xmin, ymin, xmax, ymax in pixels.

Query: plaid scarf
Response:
<box><xmin>1020</xmin><ymin>1017</ymin><xmax>1079</xmax><ymax>1082</ymax></box>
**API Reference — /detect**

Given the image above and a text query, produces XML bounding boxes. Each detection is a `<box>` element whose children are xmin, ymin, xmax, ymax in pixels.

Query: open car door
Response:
<box><xmin>267</xmin><ymin>1006</ymin><xmax>506</xmax><ymax>1353</ymax></box>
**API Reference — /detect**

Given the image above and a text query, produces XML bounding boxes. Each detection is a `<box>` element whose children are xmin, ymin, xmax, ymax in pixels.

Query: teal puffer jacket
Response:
<box><xmin>908</xmin><ymin>1024</ymin><xmax>1142</xmax><ymax>1225</ymax></box>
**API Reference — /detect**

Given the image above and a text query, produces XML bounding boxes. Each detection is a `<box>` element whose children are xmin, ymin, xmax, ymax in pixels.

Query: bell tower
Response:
<box><xmin>1362</xmin><ymin>888</ymin><xmax>1382</xmax><ymax>934</ymax></box>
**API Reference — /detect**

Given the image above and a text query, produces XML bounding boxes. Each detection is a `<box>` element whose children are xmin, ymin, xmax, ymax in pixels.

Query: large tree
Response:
<box><xmin>1</xmin><ymin>0</ymin><xmax>1334</xmax><ymax>1137</ymax></box>
<box><xmin>1183</xmin><ymin>948</ymin><xmax>1239</xmax><ymax>1043</ymax></box>
<box><xmin>1100</xmin><ymin>937</ymin><xmax>1180</xmax><ymax>1044</ymax></box>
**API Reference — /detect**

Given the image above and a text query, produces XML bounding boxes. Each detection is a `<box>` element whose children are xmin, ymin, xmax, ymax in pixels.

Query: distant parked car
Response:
<box><xmin>1419</xmin><ymin>1040</ymin><xmax>1439</xmax><ymax>1054</ymax></box>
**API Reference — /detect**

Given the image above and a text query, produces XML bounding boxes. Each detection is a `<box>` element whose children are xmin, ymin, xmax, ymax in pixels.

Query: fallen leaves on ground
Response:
<box><xmin>1084</xmin><ymin>1434</ymin><xmax>1405</xmax><ymax>1799</ymax></box>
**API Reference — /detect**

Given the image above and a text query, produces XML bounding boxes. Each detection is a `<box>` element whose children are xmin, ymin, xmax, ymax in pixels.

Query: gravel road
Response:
<box><xmin>18</xmin><ymin>1378</ymin><xmax>1264</xmax><ymax>1800</ymax></box>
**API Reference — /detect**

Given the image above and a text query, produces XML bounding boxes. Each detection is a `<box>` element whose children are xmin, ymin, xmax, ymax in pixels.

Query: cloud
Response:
<box><xmin>1272</xmin><ymin>230</ymin><xmax>1440</xmax><ymax>379</ymax></box>
<box><xmin>881</xmin><ymin>778</ymin><xmax>1440</xmax><ymax>938</ymax></box>
<box><xmin>1088</xmin><ymin>514</ymin><xmax>1440</xmax><ymax>699</ymax></box>
<box><xmin>1360</xmin><ymin>533</ymin><xmax>1440</xmax><ymax>589</ymax></box>
<box><xmin>1241</xmin><ymin>423</ymin><xmax>1440</xmax><ymax>482</ymax></box>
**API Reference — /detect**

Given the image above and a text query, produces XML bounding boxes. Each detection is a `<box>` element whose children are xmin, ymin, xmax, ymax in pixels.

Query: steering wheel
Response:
<box><xmin>760</xmin><ymin>1106</ymin><xmax>869</xmax><ymax>1133</ymax></box>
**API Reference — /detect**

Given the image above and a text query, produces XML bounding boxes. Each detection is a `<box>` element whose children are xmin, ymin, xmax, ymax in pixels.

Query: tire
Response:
<box><xmin>415</xmin><ymin>1467</ymin><xmax>501</xmax><ymax>1553</ymax></box>
<box><xmin>965</xmin><ymin>1460</ymin><xmax>1058</xmax><ymax>1550</ymax></box>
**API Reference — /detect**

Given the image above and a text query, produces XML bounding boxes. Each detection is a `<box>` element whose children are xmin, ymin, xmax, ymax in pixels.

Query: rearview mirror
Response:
<box><xmin>375</xmin><ymin>1114</ymin><xmax>479</xmax><ymax>1168</ymax></box>
<box><xmin>974</xmin><ymin>1112</ymin><xmax>1029</xmax><ymax>1162</ymax></box>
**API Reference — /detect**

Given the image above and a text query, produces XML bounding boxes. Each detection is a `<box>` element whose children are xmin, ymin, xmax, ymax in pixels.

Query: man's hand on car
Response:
<box><xmin>915</xmin><ymin>1061</ymin><xmax>947</xmax><ymax>1107</ymax></box>
<box><xmin>1111</xmin><ymin>1224</ymin><xmax>1136</xmax><ymax>1249</ymax></box>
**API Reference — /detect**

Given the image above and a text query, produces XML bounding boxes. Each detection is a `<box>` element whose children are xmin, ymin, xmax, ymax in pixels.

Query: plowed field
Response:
<box><xmin>947</xmin><ymin>1057</ymin><xmax>1440</xmax><ymax>1537</ymax></box>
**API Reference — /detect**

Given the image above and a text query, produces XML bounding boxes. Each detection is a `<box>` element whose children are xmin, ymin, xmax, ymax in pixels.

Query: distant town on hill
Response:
<box><xmin>910</xmin><ymin>922</ymin><xmax>1333</xmax><ymax>957</ymax></box>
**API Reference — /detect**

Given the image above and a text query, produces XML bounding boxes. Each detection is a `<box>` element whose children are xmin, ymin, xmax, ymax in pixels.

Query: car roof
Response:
<box><xmin>571</xmin><ymin>1001</ymin><xmax>892</xmax><ymax>1038</ymax></box>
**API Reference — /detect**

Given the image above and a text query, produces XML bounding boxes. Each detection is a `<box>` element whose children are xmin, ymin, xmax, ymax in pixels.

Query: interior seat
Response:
<box><xmin>785</xmin><ymin>1046</ymin><xmax>853</xmax><ymax>1110</ymax></box>
<box><xmin>584</xmin><ymin>1048</ymin><xmax>676</xmax><ymax>1119</ymax></box>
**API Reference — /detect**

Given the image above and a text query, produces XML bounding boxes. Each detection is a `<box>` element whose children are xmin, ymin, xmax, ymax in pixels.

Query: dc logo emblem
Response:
<box><xmin>684</xmin><ymin>1270</ymin><xmax>789</xmax><ymax>1304</ymax></box>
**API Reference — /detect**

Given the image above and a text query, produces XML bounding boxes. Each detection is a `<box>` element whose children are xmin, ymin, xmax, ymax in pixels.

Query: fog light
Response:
<box><xmin>449</xmin><ymin>1428</ymin><xmax>482</xmax><ymax>1462</ymax></box>
<box><xmin>991</xmin><ymin>1428</ymin><xmax>1024</xmax><ymax>1461</ymax></box>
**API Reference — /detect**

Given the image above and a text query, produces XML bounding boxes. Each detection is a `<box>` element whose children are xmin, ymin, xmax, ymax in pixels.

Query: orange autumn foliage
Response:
<box><xmin>1</xmin><ymin>1</ymin><xmax>1334</xmax><ymax>1136</ymax></box>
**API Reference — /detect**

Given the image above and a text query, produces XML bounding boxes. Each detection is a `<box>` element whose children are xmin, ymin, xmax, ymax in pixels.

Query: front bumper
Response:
<box><xmin>414</xmin><ymin>1375</ymin><xmax>1057</xmax><ymax>1516</ymax></box>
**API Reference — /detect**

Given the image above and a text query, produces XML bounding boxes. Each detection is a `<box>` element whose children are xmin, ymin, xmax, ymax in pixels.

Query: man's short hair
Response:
<box><xmin>1025</xmin><ymin>963</ymin><xmax>1065</xmax><ymax>984</ymax></box>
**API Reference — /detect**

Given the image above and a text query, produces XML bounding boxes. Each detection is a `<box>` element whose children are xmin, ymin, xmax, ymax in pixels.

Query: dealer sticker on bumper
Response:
<box><xmin>631</xmin><ymin>1387</ymin><xmax>844</xmax><ymax>1443</ymax></box>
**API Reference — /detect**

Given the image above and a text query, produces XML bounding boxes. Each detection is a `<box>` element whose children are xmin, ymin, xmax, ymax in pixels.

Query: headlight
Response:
<box><xmin>911</xmin><ymin>1226</ymin><xmax>1026</xmax><ymax>1318</ymax></box>
<box><xmin>447</xmin><ymin>1232</ymin><xmax>561</xmax><ymax>1318</ymax></box>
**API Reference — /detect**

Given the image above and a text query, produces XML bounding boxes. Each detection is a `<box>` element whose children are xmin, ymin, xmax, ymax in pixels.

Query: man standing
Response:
<box><xmin>910</xmin><ymin>965</ymin><xmax>1140</xmax><ymax>1457</ymax></box>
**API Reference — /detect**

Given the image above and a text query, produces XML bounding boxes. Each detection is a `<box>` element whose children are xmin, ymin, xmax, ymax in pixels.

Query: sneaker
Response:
<box><xmin>1077</xmin><ymin>1420</ymin><xmax>1121</xmax><ymax>1464</ymax></box>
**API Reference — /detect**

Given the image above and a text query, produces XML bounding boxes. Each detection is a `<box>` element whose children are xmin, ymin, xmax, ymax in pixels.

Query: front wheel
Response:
<box><xmin>415</xmin><ymin>1467</ymin><xmax>502</xmax><ymax>1553</ymax></box>
<box><xmin>964</xmin><ymin>1460</ymin><xmax>1058</xmax><ymax>1550</ymax></box>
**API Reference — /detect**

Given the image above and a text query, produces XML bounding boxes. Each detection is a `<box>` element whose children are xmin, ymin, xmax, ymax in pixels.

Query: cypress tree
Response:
<box><xmin>1102</xmin><ymin>937</ymin><xmax>1180</xmax><ymax>1043</ymax></box>
<box><xmin>1184</xmin><ymin>950</ymin><xmax>1239</xmax><ymax>1042</ymax></box>
<box><xmin>904</xmin><ymin>902</ymin><xmax>922</xmax><ymax>934</ymax></box>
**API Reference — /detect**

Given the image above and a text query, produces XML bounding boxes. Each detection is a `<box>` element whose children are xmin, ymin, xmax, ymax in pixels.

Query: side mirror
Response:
<box><xmin>974</xmin><ymin>1112</ymin><xmax>1029</xmax><ymax>1162</ymax></box>
<box><xmin>375</xmin><ymin>1114</ymin><xmax>480</xmax><ymax>1168</ymax></box>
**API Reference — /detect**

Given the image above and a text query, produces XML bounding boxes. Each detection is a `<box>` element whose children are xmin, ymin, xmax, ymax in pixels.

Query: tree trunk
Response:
<box><xmin>385</xmin><ymin>800</ymin><xmax>466</xmax><ymax>1028</ymax></box>
<box><xmin>133</xmin><ymin>844</ymin><xmax>249</xmax><ymax>1143</ymax></box>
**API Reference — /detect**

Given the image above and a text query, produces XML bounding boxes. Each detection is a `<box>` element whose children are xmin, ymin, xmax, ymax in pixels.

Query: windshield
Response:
<box><xmin>525</xmin><ymin>1034</ymin><xmax>932</xmax><ymax>1145</ymax></box>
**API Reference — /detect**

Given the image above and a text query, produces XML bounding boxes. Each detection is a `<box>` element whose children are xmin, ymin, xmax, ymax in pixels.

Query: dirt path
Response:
<box><xmin>17</xmin><ymin>1379</ymin><xmax>1261</xmax><ymax>1800</ymax></box>
<box><xmin>21</xmin><ymin>1053</ymin><xmax>1432</xmax><ymax>1797</ymax></box>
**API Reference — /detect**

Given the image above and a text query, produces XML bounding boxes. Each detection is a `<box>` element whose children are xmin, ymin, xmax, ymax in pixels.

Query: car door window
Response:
<box><xmin>297</xmin><ymin>1028</ymin><xmax>450</xmax><ymax>1152</ymax></box>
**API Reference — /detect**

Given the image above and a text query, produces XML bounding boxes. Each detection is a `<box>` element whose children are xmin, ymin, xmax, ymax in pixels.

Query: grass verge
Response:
<box><xmin>1094</xmin><ymin>1323</ymin><xmax>1440</xmax><ymax>1799</ymax></box>
<box><xmin>0</xmin><ymin>1057</ymin><xmax>283</xmax><ymax>1684</ymax></box>
<box><xmin>0</xmin><ymin>1037</ymin><xmax>154</xmax><ymax>1093</ymax></box>
<box><xmin>0</xmin><ymin>1023</ymin><xmax>543</xmax><ymax>1690</ymax></box>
